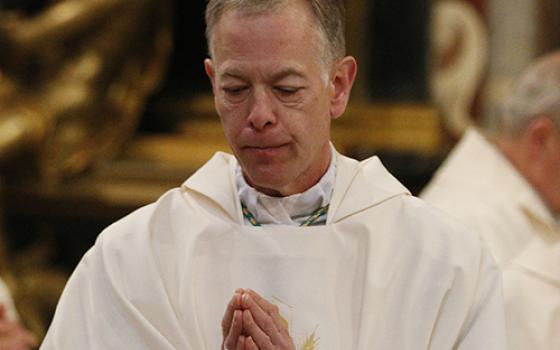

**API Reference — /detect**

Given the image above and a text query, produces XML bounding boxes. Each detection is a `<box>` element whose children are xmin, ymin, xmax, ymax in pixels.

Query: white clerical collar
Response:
<box><xmin>236</xmin><ymin>145</ymin><xmax>336</xmax><ymax>226</ymax></box>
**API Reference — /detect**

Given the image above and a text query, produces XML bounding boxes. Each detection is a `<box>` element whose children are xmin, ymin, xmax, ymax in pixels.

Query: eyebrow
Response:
<box><xmin>220</xmin><ymin>67</ymin><xmax>307</xmax><ymax>82</ymax></box>
<box><xmin>220</xmin><ymin>69</ymin><xmax>246</xmax><ymax>80</ymax></box>
<box><xmin>270</xmin><ymin>68</ymin><xmax>307</xmax><ymax>81</ymax></box>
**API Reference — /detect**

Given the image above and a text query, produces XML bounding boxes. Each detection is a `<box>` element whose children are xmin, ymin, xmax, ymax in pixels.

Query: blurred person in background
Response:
<box><xmin>422</xmin><ymin>50</ymin><xmax>560</xmax><ymax>350</ymax></box>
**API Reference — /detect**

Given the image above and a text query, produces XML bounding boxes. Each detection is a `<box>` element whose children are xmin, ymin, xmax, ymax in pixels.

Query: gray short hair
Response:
<box><xmin>491</xmin><ymin>52</ymin><xmax>560</xmax><ymax>136</ymax></box>
<box><xmin>205</xmin><ymin>0</ymin><xmax>346</xmax><ymax>67</ymax></box>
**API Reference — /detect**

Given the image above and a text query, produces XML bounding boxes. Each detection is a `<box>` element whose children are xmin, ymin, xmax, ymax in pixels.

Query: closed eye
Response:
<box><xmin>221</xmin><ymin>86</ymin><xmax>250</xmax><ymax>103</ymax></box>
<box><xmin>274</xmin><ymin>86</ymin><xmax>302</xmax><ymax>94</ymax></box>
<box><xmin>274</xmin><ymin>86</ymin><xmax>305</xmax><ymax>103</ymax></box>
<box><xmin>223</xmin><ymin>86</ymin><xmax>248</xmax><ymax>95</ymax></box>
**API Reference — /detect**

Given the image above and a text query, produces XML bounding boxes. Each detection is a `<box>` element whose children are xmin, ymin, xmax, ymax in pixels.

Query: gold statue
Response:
<box><xmin>0</xmin><ymin>0</ymin><xmax>172</xmax><ymax>182</ymax></box>
<box><xmin>0</xmin><ymin>0</ymin><xmax>173</xmax><ymax>342</ymax></box>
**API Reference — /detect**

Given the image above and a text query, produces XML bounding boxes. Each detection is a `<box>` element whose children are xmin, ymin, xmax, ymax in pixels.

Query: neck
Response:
<box><xmin>246</xmin><ymin>144</ymin><xmax>333</xmax><ymax>197</ymax></box>
<box><xmin>236</xmin><ymin>148</ymin><xmax>336</xmax><ymax>226</ymax></box>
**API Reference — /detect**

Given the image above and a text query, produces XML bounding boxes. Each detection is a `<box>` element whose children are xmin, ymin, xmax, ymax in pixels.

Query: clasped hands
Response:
<box><xmin>221</xmin><ymin>289</ymin><xmax>295</xmax><ymax>350</ymax></box>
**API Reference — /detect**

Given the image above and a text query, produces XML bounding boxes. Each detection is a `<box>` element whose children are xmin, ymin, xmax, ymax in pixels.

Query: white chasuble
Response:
<box><xmin>422</xmin><ymin>128</ymin><xmax>560</xmax><ymax>350</ymax></box>
<box><xmin>41</xmin><ymin>152</ymin><xmax>507</xmax><ymax>350</ymax></box>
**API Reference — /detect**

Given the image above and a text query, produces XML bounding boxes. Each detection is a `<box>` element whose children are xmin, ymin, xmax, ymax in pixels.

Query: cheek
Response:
<box><xmin>217</xmin><ymin>113</ymin><xmax>236</xmax><ymax>141</ymax></box>
<box><xmin>217</xmin><ymin>101</ymin><xmax>246</xmax><ymax>131</ymax></box>
<box><xmin>549</xmin><ymin>146</ymin><xmax>560</xmax><ymax>180</ymax></box>
<box><xmin>292</xmin><ymin>105</ymin><xmax>330</xmax><ymax>141</ymax></box>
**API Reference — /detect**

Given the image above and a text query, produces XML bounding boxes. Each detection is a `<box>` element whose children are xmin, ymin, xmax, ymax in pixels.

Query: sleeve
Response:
<box><xmin>455</xmin><ymin>243</ymin><xmax>508</xmax><ymax>350</ymax></box>
<box><xmin>39</xmin><ymin>228</ymin><xmax>195</xmax><ymax>350</ymax></box>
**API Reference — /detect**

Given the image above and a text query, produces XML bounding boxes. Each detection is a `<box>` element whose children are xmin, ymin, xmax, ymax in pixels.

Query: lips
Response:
<box><xmin>244</xmin><ymin>144</ymin><xmax>287</xmax><ymax>150</ymax></box>
<box><xmin>242</xmin><ymin>143</ymin><xmax>290</xmax><ymax>156</ymax></box>
<box><xmin>242</xmin><ymin>141</ymin><xmax>290</xmax><ymax>150</ymax></box>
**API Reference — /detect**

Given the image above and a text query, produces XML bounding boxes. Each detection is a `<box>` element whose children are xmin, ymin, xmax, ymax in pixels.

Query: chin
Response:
<box><xmin>243</xmin><ymin>168</ymin><xmax>291</xmax><ymax>194</ymax></box>
<box><xmin>249</xmin><ymin>173</ymin><xmax>288</xmax><ymax>190</ymax></box>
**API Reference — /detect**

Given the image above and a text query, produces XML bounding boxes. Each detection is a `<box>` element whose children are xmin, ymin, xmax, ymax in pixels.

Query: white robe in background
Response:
<box><xmin>0</xmin><ymin>276</ymin><xmax>18</xmax><ymax>321</ymax></box>
<box><xmin>41</xmin><ymin>151</ymin><xmax>506</xmax><ymax>350</ymax></box>
<box><xmin>422</xmin><ymin>128</ymin><xmax>560</xmax><ymax>350</ymax></box>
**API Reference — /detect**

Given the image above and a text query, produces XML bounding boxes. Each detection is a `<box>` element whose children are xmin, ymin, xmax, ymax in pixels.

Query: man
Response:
<box><xmin>41</xmin><ymin>0</ymin><xmax>506</xmax><ymax>349</ymax></box>
<box><xmin>422</xmin><ymin>51</ymin><xmax>560</xmax><ymax>349</ymax></box>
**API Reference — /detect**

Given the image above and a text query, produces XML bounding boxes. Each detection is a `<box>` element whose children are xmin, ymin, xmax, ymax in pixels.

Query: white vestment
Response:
<box><xmin>0</xmin><ymin>276</ymin><xmax>18</xmax><ymax>321</ymax></box>
<box><xmin>42</xmin><ymin>151</ymin><xmax>506</xmax><ymax>350</ymax></box>
<box><xmin>422</xmin><ymin>128</ymin><xmax>560</xmax><ymax>350</ymax></box>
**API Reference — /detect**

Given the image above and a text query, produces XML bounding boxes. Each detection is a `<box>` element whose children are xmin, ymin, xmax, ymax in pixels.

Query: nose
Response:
<box><xmin>247</xmin><ymin>89</ymin><xmax>276</xmax><ymax>131</ymax></box>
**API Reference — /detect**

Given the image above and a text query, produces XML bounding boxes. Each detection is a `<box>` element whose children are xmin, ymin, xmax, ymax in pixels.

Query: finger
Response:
<box><xmin>237</xmin><ymin>335</ymin><xmax>246</xmax><ymax>350</ymax></box>
<box><xmin>242</xmin><ymin>310</ymin><xmax>275</xmax><ymax>349</ymax></box>
<box><xmin>223</xmin><ymin>310</ymin><xmax>243</xmax><ymax>350</ymax></box>
<box><xmin>222</xmin><ymin>292</ymin><xmax>242</xmax><ymax>337</ymax></box>
<box><xmin>242</xmin><ymin>292</ymin><xmax>288</xmax><ymax>339</ymax></box>
<box><xmin>242</xmin><ymin>293</ymin><xmax>279</xmax><ymax>335</ymax></box>
<box><xmin>245</xmin><ymin>290</ymin><xmax>283</xmax><ymax>319</ymax></box>
<box><xmin>0</xmin><ymin>304</ymin><xmax>5</xmax><ymax>320</ymax></box>
<box><xmin>245</xmin><ymin>336</ymin><xmax>259</xmax><ymax>350</ymax></box>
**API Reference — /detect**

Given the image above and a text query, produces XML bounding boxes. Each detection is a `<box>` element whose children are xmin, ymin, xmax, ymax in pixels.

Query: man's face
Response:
<box><xmin>205</xmin><ymin>2</ymin><xmax>336</xmax><ymax>196</ymax></box>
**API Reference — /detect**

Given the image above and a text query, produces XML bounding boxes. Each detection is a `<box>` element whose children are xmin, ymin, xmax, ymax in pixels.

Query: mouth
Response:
<box><xmin>243</xmin><ymin>141</ymin><xmax>290</xmax><ymax>149</ymax></box>
<box><xmin>246</xmin><ymin>144</ymin><xmax>286</xmax><ymax>149</ymax></box>
<box><xmin>242</xmin><ymin>143</ymin><xmax>290</xmax><ymax>156</ymax></box>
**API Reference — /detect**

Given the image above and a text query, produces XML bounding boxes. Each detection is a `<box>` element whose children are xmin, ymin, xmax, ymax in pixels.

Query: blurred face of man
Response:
<box><xmin>205</xmin><ymin>1</ymin><xmax>354</xmax><ymax>196</ymax></box>
<box><xmin>514</xmin><ymin>117</ymin><xmax>560</xmax><ymax>216</ymax></box>
<box><xmin>543</xmin><ymin>122</ymin><xmax>560</xmax><ymax>215</ymax></box>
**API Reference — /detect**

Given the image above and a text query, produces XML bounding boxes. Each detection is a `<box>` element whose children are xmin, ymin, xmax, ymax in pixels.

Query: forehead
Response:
<box><xmin>211</xmin><ymin>0</ymin><xmax>316</xmax><ymax>39</ymax></box>
<box><xmin>210</xmin><ymin>2</ymin><xmax>322</xmax><ymax>69</ymax></box>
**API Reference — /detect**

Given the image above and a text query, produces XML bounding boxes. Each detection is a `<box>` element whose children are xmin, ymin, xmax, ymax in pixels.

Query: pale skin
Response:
<box><xmin>205</xmin><ymin>0</ymin><xmax>356</xmax><ymax>197</ymax></box>
<box><xmin>496</xmin><ymin>115</ymin><xmax>560</xmax><ymax>215</ymax></box>
<box><xmin>206</xmin><ymin>0</ymin><xmax>357</xmax><ymax>348</ymax></box>
<box><xmin>0</xmin><ymin>304</ymin><xmax>37</xmax><ymax>350</ymax></box>
<box><xmin>494</xmin><ymin>52</ymin><xmax>560</xmax><ymax>216</ymax></box>
<box><xmin>221</xmin><ymin>289</ymin><xmax>295</xmax><ymax>350</ymax></box>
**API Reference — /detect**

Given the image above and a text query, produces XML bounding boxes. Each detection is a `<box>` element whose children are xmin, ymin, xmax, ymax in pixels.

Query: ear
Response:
<box><xmin>204</xmin><ymin>58</ymin><xmax>217</xmax><ymax>93</ymax></box>
<box><xmin>525</xmin><ymin>116</ymin><xmax>556</xmax><ymax>159</ymax></box>
<box><xmin>329</xmin><ymin>56</ymin><xmax>358</xmax><ymax>119</ymax></box>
